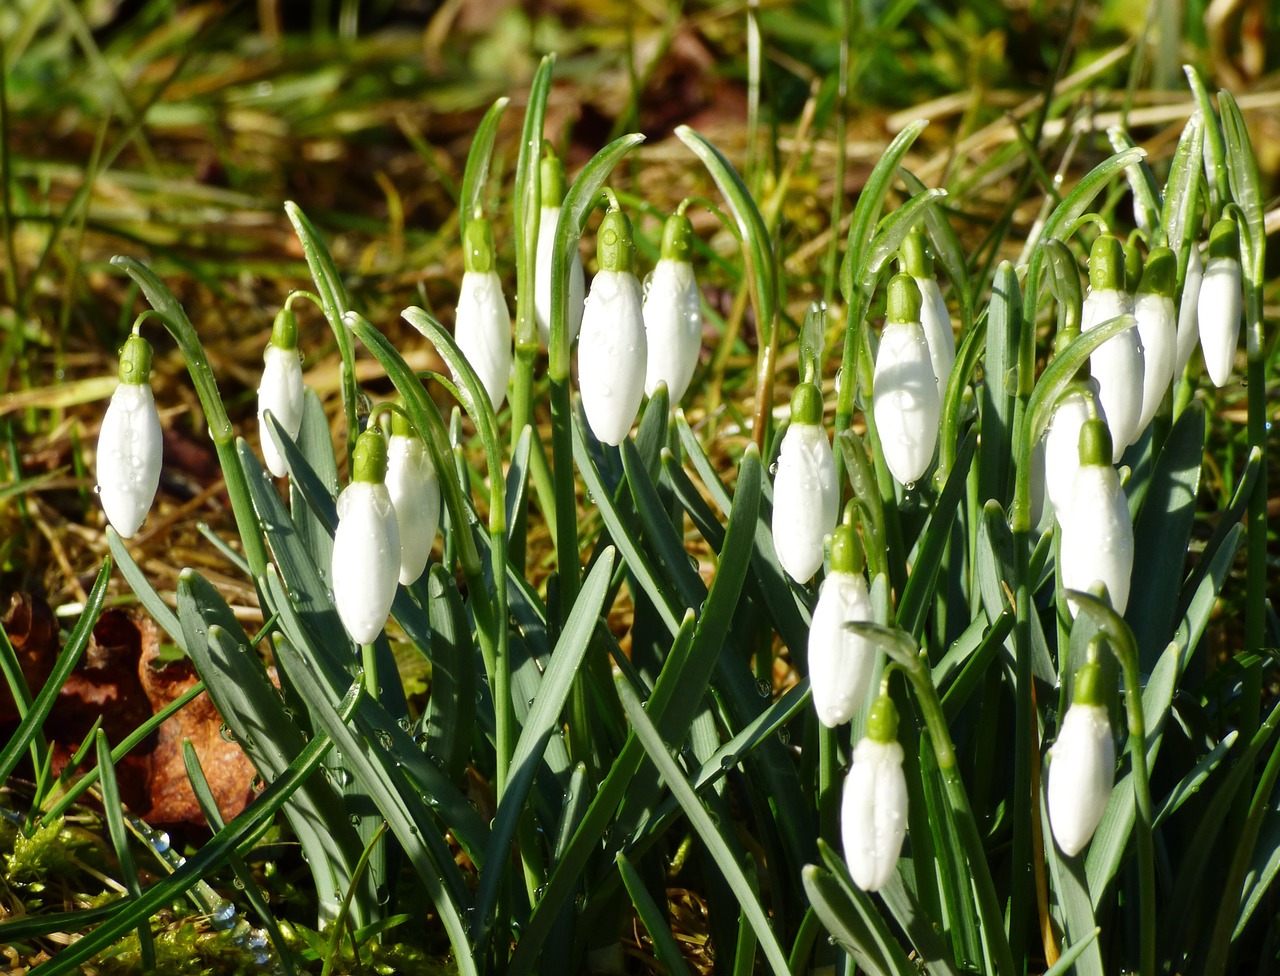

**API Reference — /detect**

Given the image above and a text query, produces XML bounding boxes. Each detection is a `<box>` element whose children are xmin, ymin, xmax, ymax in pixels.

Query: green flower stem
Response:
<box><xmin>110</xmin><ymin>257</ymin><xmax>269</xmax><ymax>578</ymax></box>
<box><xmin>360</xmin><ymin>643</ymin><xmax>378</xmax><ymax>701</ymax></box>
<box><xmin>818</xmin><ymin>722</ymin><xmax>838</xmax><ymax>844</ymax></box>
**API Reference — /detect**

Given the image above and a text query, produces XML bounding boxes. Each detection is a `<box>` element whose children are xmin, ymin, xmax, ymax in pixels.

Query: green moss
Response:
<box><xmin>5</xmin><ymin>817</ymin><xmax>84</xmax><ymax>884</ymax></box>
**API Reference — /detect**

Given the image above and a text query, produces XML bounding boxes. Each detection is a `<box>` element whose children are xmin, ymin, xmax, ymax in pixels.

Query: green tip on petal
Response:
<box><xmin>270</xmin><ymin>307</ymin><xmax>298</xmax><ymax>351</ymax></box>
<box><xmin>118</xmin><ymin>333</ymin><xmax>154</xmax><ymax>385</ymax></box>
<box><xmin>352</xmin><ymin>428</ymin><xmax>389</xmax><ymax>483</ymax></box>
<box><xmin>830</xmin><ymin>523</ymin><xmax>865</xmax><ymax>575</ymax></box>
<box><xmin>1077</xmin><ymin>417</ymin><xmax>1111</xmax><ymax>467</ymax></box>
<box><xmin>540</xmin><ymin>154</ymin><xmax>566</xmax><ymax>206</ymax></box>
<box><xmin>1088</xmin><ymin>235</ymin><xmax>1125</xmax><ymax>292</ymax></box>
<box><xmin>1207</xmin><ymin>217</ymin><xmax>1239</xmax><ymax>261</ymax></box>
<box><xmin>463</xmin><ymin>216</ymin><xmax>496</xmax><ymax>274</ymax></box>
<box><xmin>597</xmin><ymin>207</ymin><xmax>635</xmax><ymax>274</ymax></box>
<box><xmin>789</xmin><ymin>381</ymin><xmax>823</xmax><ymax>426</ymax></box>
<box><xmin>866</xmin><ymin>694</ymin><xmax>900</xmax><ymax>744</ymax></box>
<box><xmin>1139</xmin><ymin>247</ymin><xmax>1176</xmax><ymax>298</ymax></box>
<box><xmin>886</xmin><ymin>273</ymin><xmax>922</xmax><ymax>324</ymax></box>
<box><xmin>1072</xmin><ymin>659</ymin><xmax>1108</xmax><ymax>707</ymax></box>
<box><xmin>659</xmin><ymin>212</ymin><xmax>695</xmax><ymax>262</ymax></box>
<box><xmin>898</xmin><ymin>228</ymin><xmax>932</xmax><ymax>278</ymax></box>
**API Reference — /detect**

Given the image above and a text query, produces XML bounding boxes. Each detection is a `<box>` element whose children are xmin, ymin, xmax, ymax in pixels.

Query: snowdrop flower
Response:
<box><xmin>455</xmin><ymin>215</ymin><xmax>512</xmax><ymax>410</ymax></box>
<box><xmin>808</xmin><ymin>523</ymin><xmax>876</xmax><ymax>728</ymax></box>
<box><xmin>900</xmin><ymin>229</ymin><xmax>955</xmax><ymax>402</ymax></box>
<box><xmin>534</xmin><ymin>154</ymin><xmax>585</xmax><ymax>348</ymax></box>
<box><xmin>771</xmin><ymin>381</ymin><xmax>838</xmax><ymax>583</ymax></box>
<box><xmin>1043</xmin><ymin>376</ymin><xmax>1103</xmax><ymax>527</ymax></box>
<box><xmin>873</xmin><ymin>274</ymin><xmax>940</xmax><ymax>486</ymax></box>
<box><xmin>1060</xmin><ymin>419</ymin><xmax>1133</xmax><ymax>617</ymax></box>
<box><xmin>97</xmin><ymin>333</ymin><xmax>163</xmax><ymax>539</ymax></box>
<box><xmin>1048</xmin><ymin>660</ymin><xmax>1115</xmax><ymax>856</ymax></box>
<box><xmin>1133</xmin><ymin>247</ymin><xmax>1177</xmax><ymax>432</ymax></box>
<box><xmin>1173</xmin><ymin>243</ymin><xmax>1203</xmax><ymax>381</ymax></box>
<box><xmin>1197</xmin><ymin>217</ymin><xmax>1242</xmax><ymax>388</ymax></box>
<box><xmin>257</xmin><ymin>306</ymin><xmax>306</xmax><ymax>478</ymax></box>
<box><xmin>1081</xmin><ymin>235</ymin><xmax>1143</xmax><ymax>459</ymax></box>
<box><xmin>384</xmin><ymin>410</ymin><xmax>440</xmax><ymax>586</ymax></box>
<box><xmin>842</xmin><ymin>693</ymin><xmax>908</xmax><ymax>892</ymax></box>
<box><xmin>578</xmin><ymin>201</ymin><xmax>647</xmax><ymax>445</ymax></box>
<box><xmin>643</xmin><ymin>209</ymin><xmax>703</xmax><ymax>404</ymax></box>
<box><xmin>332</xmin><ymin>428</ymin><xmax>401</xmax><ymax>645</ymax></box>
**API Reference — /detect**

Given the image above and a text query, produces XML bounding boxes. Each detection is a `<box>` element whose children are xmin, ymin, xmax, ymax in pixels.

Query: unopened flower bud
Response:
<box><xmin>97</xmin><ymin>333</ymin><xmax>163</xmax><ymax>539</ymax></box>
<box><xmin>1048</xmin><ymin>661</ymin><xmax>1115</xmax><ymax>856</ymax></box>
<box><xmin>332</xmin><ymin>429</ymin><xmax>401</xmax><ymax>644</ymax></box>
<box><xmin>771</xmin><ymin>382</ymin><xmax>837</xmax><ymax>583</ymax></box>
<box><xmin>873</xmin><ymin>274</ymin><xmax>940</xmax><ymax>486</ymax></box>
<box><xmin>841</xmin><ymin>694</ymin><xmax>908</xmax><ymax>891</ymax></box>
<box><xmin>258</xmin><ymin>307</ymin><xmax>306</xmax><ymax>478</ymax></box>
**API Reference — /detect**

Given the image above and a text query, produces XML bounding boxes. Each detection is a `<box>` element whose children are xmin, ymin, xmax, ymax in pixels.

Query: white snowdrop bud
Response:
<box><xmin>643</xmin><ymin>211</ymin><xmax>703</xmax><ymax>405</ymax></box>
<box><xmin>873</xmin><ymin>274</ymin><xmax>941</xmax><ymax>486</ymax></box>
<box><xmin>842</xmin><ymin>694</ymin><xmax>908</xmax><ymax>892</ymax></box>
<box><xmin>1081</xmin><ymin>236</ymin><xmax>1143</xmax><ymax>459</ymax></box>
<box><xmin>578</xmin><ymin>206</ymin><xmax>647</xmax><ymax>445</ymax></box>
<box><xmin>1043</xmin><ymin>382</ymin><xmax>1103</xmax><ymax>526</ymax></box>
<box><xmin>534</xmin><ymin>155</ymin><xmax>584</xmax><ymax>348</ymax></box>
<box><xmin>257</xmin><ymin>307</ymin><xmax>306</xmax><ymax>478</ymax></box>
<box><xmin>1048</xmin><ymin>661</ymin><xmax>1115</xmax><ymax>856</ymax></box>
<box><xmin>384</xmin><ymin>411</ymin><xmax>440</xmax><ymax>586</ymax></box>
<box><xmin>900</xmin><ymin>230</ymin><xmax>955</xmax><ymax>401</ymax></box>
<box><xmin>771</xmin><ymin>382</ymin><xmax>838</xmax><ymax>584</ymax></box>
<box><xmin>808</xmin><ymin>524</ymin><xmax>876</xmax><ymax>728</ymax></box>
<box><xmin>1173</xmin><ymin>244</ymin><xmax>1203</xmax><ymax>381</ymax></box>
<box><xmin>1133</xmin><ymin>247</ymin><xmax>1177</xmax><ymax>433</ymax></box>
<box><xmin>332</xmin><ymin>429</ymin><xmax>401</xmax><ymax>645</ymax></box>
<box><xmin>455</xmin><ymin>216</ymin><xmax>512</xmax><ymax>410</ymax></box>
<box><xmin>1060</xmin><ymin>419</ymin><xmax>1133</xmax><ymax>617</ymax></box>
<box><xmin>97</xmin><ymin>333</ymin><xmax>163</xmax><ymax>539</ymax></box>
<box><xmin>1197</xmin><ymin>218</ymin><xmax>1242</xmax><ymax>388</ymax></box>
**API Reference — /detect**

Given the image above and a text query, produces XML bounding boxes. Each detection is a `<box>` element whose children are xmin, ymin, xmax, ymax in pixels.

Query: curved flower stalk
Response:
<box><xmin>873</xmin><ymin>274</ymin><xmax>941</xmax><ymax>486</ymax></box>
<box><xmin>97</xmin><ymin>332</ymin><xmax>163</xmax><ymax>539</ymax></box>
<box><xmin>1173</xmin><ymin>243</ymin><xmax>1203</xmax><ymax>381</ymax></box>
<box><xmin>1081</xmin><ymin>235</ymin><xmax>1143</xmax><ymax>459</ymax></box>
<box><xmin>1060</xmin><ymin>418</ymin><xmax>1133</xmax><ymax>617</ymax></box>
<box><xmin>578</xmin><ymin>200</ymin><xmax>647</xmax><ymax>445</ymax></box>
<box><xmin>808</xmin><ymin>522</ymin><xmax>876</xmax><ymax>728</ymax></box>
<box><xmin>1133</xmin><ymin>247</ymin><xmax>1177</xmax><ymax>432</ymax></box>
<box><xmin>771</xmin><ymin>381</ymin><xmax>838</xmax><ymax>583</ymax></box>
<box><xmin>1048</xmin><ymin>659</ymin><xmax>1116</xmax><ymax>856</ymax></box>
<box><xmin>1197</xmin><ymin>217</ymin><xmax>1242</xmax><ymax>388</ymax></box>
<box><xmin>384</xmin><ymin>409</ymin><xmax>440</xmax><ymax>586</ymax></box>
<box><xmin>455</xmin><ymin>215</ymin><xmax>512</xmax><ymax>410</ymax></box>
<box><xmin>642</xmin><ymin>207</ymin><xmax>703</xmax><ymax>404</ymax></box>
<box><xmin>533</xmin><ymin>154</ymin><xmax>584</xmax><ymax>348</ymax></box>
<box><xmin>841</xmin><ymin>692</ymin><xmax>908</xmax><ymax>891</ymax></box>
<box><xmin>257</xmin><ymin>306</ymin><xmax>306</xmax><ymax>478</ymax></box>
<box><xmin>332</xmin><ymin>428</ymin><xmax>401</xmax><ymax>644</ymax></box>
<box><xmin>899</xmin><ymin>229</ymin><xmax>955</xmax><ymax>401</ymax></box>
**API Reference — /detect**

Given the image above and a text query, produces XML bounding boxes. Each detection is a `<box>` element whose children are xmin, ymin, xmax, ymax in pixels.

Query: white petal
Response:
<box><xmin>915</xmin><ymin>276</ymin><xmax>955</xmax><ymax>402</ymax></box>
<box><xmin>534</xmin><ymin>206</ymin><xmax>585</xmax><ymax>348</ymax></box>
<box><xmin>385</xmin><ymin>435</ymin><xmax>440</xmax><ymax>586</ymax></box>
<box><xmin>258</xmin><ymin>344</ymin><xmax>306</xmax><ymax>478</ymax></box>
<box><xmin>1048</xmin><ymin>703</ymin><xmax>1115</xmax><ymax>856</ymax></box>
<box><xmin>642</xmin><ymin>258</ymin><xmax>702</xmax><ymax>404</ymax></box>
<box><xmin>1134</xmin><ymin>291</ymin><xmax>1175</xmax><ymax>431</ymax></box>
<box><xmin>577</xmin><ymin>269</ymin><xmax>647</xmax><ymax>445</ymax></box>
<box><xmin>1197</xmin><ymin>255</ymin><xmax>1242</xmax><ymax>388</ymax></box>
<box><xmin>1043</xmin><ymin>388</ymin><xmax>1097</xmax><ymax>525</ymax></box>
<box><xmin>808</xmin><ymin>572</ymin><xmax>876</xmax><ymax>727</ymax></box>
<box><xmin>1082</xmin><ymin>288</ymin><xmax>1143</xmax><ymax>457</ymax></box>
<box><xmin>770</xmin><ymin>422</ymin><xmax>838</xmax><ymax>583</ymax></box>
<box><xmin>841</xmin><ymin>738</ymin><xmax>908</xmax><ymax>891</ymax></box>
<box><xmin>1060</xmin><ymin>464</ymin><xmax>1133</xmax><ymax>616</ymax></box>
<box><xmin>1173</xmin><ymin>246</ymin><xmax>1203</xmax><ymax>380</ymax></box>
<box><xmin>873</xmin><ymin>321</ymin><xmax>940</xmax><ymax>485</ymax></box>
<box><xmin>332</xmin><ymin>482</ymin><xmax>401</xmax><ymax>644</ymax></box>
<box><xmin>455</xmin><ymin>270</ymin><xmax>512</xmax><ymax>410</ymax></box>
<box><xmin>96</xmin><ymin>383</ymin><xmax>163</xmax><ymax>539</ymax></box>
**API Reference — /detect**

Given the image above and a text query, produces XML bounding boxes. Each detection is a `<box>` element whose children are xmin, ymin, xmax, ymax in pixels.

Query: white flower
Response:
<box><xmin>771</xmin><ymin>384</ymin><xmax>838</xmax><ymax>583</ymax></box>
<box><xmin>384</xmin><ymin>426</ymin><xmax>440</xmax><ymax>586</ymax></box>
<box><xmin>1082</xmin><ymin>236</ymin><xmax>1143</xmax><ymax>458</ymax></box>
<box><xmin>455</xmin><ymin>269</ymin><xmax>512</xmax><ymax>410</ymax></box>
<box><xmin>643</xmin><ymin>214</ymin><xmax>702</xmax><ymax>405</ymax></box>
<box><xmin>1197</xmin><ymin>218</ymin><xmax>1242</xmax><ymax>388</ymax></box>
<box><xmin>1133</xmin><ymin>248</ymin><xmax>1177</xmax><ymax>433</ymax></box>
<box><xmin>1048</xmin><ymin>699</ymin><xmax>1115</xmax><ymax>857</ymax></box>
<box><xmin>873</xmin><ymin>275</ymin><xmax>940</xmax><ymax>486</ymax></box>
<box><xmin>257</xmin><ymin>309</ymin><xmax>305</xmax><ymax>478</ymax></box>
<box><xmin>534</xmin><ymin>204</ymin><xmax>585</xmax><ymax>348</ymax></box>
<box><xmin>915</xmin><ymin>275</ymin><xmax>955</xmax><ymax>402</ymax></box>
<box><xmin>332</xmin><ymin>431</ymin><xmax>401</xmax><ymax>645</ymax></box>
<box><xmin>1173</xmin><ymin>244</ymin><xmax>1203</xmax><ymax>381</ymax></box>
<box><xmin>97</xmin><ymin>334</ymin><xmax>163</xmax><ymax>539</ymax></box>
<box><xmin>1043</xmin><ymin>385</ymin><xmax>1101</xmax><ymax>526</ymax></box>
<box><xmin>808</xmin><ymin>565</ymin><xmax>876</xmax><ymax>728</ymax></box>
<box><xmin>841</xmin><ymin>696</ymin><xmax>908</xmax><ymax>892</ymax></box>
<box><xmin>1060</xmin><ymin>420</ymin><xmax>1133</xmax><ymax>617</ymax></box>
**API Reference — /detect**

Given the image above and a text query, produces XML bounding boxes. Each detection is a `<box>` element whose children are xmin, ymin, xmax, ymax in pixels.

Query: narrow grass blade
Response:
<box><xmin>616</xmin><ymin>851</ymin><xmax>693</xmax><ymax>976</ymax></box>
<box><xmin>459</xmin><ymin>96</ymin><xmax>509</xmax><ymax>231</ymax></box>
<box><xmin>423</xmin><ymin>564</ymin><xmax>475</xmax><ymax>785</ymax></box>
<box><xmin>95</xmin><ymin>730</ymin><xmax>155</xmax><ymax>970</ymax></box>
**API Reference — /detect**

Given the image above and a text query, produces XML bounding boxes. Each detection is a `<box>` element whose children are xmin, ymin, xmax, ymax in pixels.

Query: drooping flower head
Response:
<box><xmin>332</xmin><ymin>427</ymin><xmax>401</xmax><ymax>645</ymax></box>
<box><xmin>258</xmin><ymin>305</ymin><xmax>306</xmax><ymax>478</ymax></box>
<box><xmin>808</xmin><ymin>521</ymin><xmax>876</xmax><ymax>728</ymax></box>
<box><xmin>97</xmin><ymin>332</ymin><xmax>163</xmax><ymax>539</ymax></box>
<box><xmin>1081</xmin><ymin>234</ymin><xmax>1143</xmax><ymax>459</ymax></box>
<box><xmin>771</xmin><ymin>380</ymin><xmax>838</xmax><ymax>584</ymax></box>
<box><xmin>1197</xmin><ymin>216</ymin><xmax>1242</xmax><ymax>388</ymax></box>
<box><xmin>873</xmin><ymin>274</ymin><xmax>941</xmax><ymax>486</ymax></box>
<box><xmin>1133</xmin><ymin>247</ymin><xmax>1176</xmax><ymax>432</ymax></box>
<box><xmin>899</xmin><ymin>229</ymin><xmax>955</xmax><ymax>402</ymax></box>
<box><xmin>455</xmin><ymin>214</ymin><xmax>512</xmax><ymax>410</ymax></box>
<box><xmin>1173</xmin><ymin>242</ymin><xmax>1203</xmax><ymax>381</ymax></box>
<box><xmin>642</xmin><ymin>207</ymin><xmax>703</xmax><ymax>405</ymax></box>
<box><xmin>534</xmin><ymin>152</ymin><xmax>585</xmax><ymax>349</ymax></box>
<box><xmin>1059</xmin><ymin>418</ymin><xmax>1133</xmax><ymax>617</ymax></box>
<box><xmin>842</xmin><ymin>691</ymin><xmax>908</xmax><ymax>892</ymax></box>
<box><xmin>384</xmin><ymin>407</ymin><xmax>440</xmax><ymax>587</ymax></box>
<box><xmin>578</xmin><ymin>199</ymin><xmax>647</xmax><ymax>446</ymax></box>
<box><xmin>1048</xmin><ymin>658</ymin><xmax>1116</xmax><ymax>856</ymax></box>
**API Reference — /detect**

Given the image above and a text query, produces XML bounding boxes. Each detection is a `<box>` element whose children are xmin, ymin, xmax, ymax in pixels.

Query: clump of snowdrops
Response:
<box><xmin>5</xmin><ymin>57</ymin><xmax>1275</xmax><ymax>976</ymax></box>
